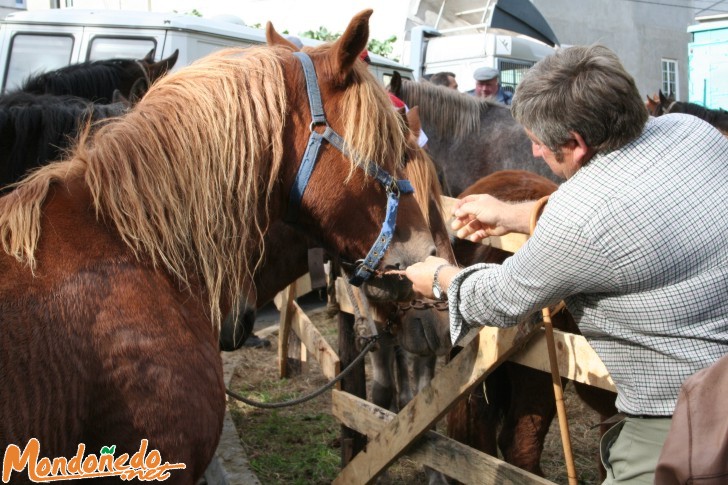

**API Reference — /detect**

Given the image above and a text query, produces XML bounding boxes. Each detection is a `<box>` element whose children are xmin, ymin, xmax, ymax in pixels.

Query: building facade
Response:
<box><xmin>406</xmin><ymin>0</ymin><xmax>728</xmax><ymax>102</ymax></box>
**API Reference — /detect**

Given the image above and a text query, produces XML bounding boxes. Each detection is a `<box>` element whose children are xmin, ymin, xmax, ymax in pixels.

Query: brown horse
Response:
<box><xmin>447</xmin><ymin>170</ymin><xmax>618</xmax><ymax>478</ymax></box>
<box><xmin>0</xmin><ymin>11</ymin><xmax>436</xmax><ymax>484</ymax></box>
<box><xmin>250</xmin><ymin>106</ymin><xmax>454</xmax><ymax>378</ymax></box>
<box><xmin>250</xmin><ymin>106</ymin><xmax>454</xmax><ymax>483</ymax></box>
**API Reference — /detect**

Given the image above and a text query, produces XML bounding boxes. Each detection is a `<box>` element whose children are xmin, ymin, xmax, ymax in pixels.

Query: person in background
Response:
<box><xmin>405</xmin><ymin>44</ymin><xmax>728</xmax><ymax>484</ymax></box>
<box><xmin>429</xmin><ymin>71</ymin><xmax>458</xmax><ymax>90</ymax></box>
<box><xmin>359</xmin><ymin>49</ymin><xmax>429</xmax><ymax>148</ymax></box>
<box><xmin>472</xmin><ymin>66</ymin><xmax>512</xmax><ymax>105</ymax></box>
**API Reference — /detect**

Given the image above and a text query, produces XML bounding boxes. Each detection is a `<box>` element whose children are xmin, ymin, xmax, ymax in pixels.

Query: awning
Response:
<box><xmin>491</xmin><ymin>0</ymin><xmax>559</xmax><ymax>47</ymax></box>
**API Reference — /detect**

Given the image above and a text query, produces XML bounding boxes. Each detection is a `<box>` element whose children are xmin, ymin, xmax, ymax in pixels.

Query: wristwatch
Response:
<box><xmin>432</xmin><ymin>264</ymin><xmax>451</xmax><ymax>301</ymax></box>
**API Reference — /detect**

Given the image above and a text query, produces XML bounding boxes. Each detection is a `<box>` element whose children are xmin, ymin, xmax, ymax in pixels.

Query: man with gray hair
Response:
<box><xmin>405</xmin><ymin>44</ymin><xmax>728</xmax><ymax>483</ymax></box>
<box><xmin>472</xmin><ymin>66</ymin><xmax>512</xmax><ymax>105</ymax></box>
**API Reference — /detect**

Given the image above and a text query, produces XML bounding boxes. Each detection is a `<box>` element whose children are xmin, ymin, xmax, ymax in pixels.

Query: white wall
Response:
<box><xmin>532</xmin><ymin>0</ymin><xmax>694</xmax><ymax>101</ymax></box>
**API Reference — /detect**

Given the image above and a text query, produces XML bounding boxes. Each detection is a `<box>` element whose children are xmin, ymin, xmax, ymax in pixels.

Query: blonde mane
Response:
<box><xmin>0</xmin><ymin>45</ymin><xmax>406</xmax><ymax>328</ymax></box>
<box><xmin>313</xmin><ymin>43</ymin><xmax>406</xmax><ymax>177</ymax></box>
<box><xmin>398</xmin><ymin>81</ymin><xmax>501</xmax><ymax>142</ymax></box>
<box><xmin>404</xmin><ymin>146</ymin><xmax>444</xmax><ymax>229</ymax></box>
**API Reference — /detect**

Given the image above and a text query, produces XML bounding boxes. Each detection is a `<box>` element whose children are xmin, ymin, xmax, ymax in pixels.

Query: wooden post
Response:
<box><xmin>337</xmin><ymin>310</ymin><xmax>367</xmax><ymax>466</ymax></box>
<box><xmin>278</xmin><ymin>282</ymin><xmax>301</xmax><ymax>378</ymax></box>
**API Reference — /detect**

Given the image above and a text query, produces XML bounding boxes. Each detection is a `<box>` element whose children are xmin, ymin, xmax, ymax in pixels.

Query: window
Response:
<box><xmin>3</xmin><ymin>33</ymin><xmax>74</xmax><ymax>92</ymax></box>
<box><xmin>661</xmin><ymin>59</ymin><xmax>678</xmax><ymax>99</ymax></box>
<box><xmin>497</xmin><ymin>59</ymin><xmax>535</xmax><ymax>93</ymax></box>
<box><xmin>88</xmin><ymin>36</ymin><xmax>157</xmax><ymax>62</ymax></box>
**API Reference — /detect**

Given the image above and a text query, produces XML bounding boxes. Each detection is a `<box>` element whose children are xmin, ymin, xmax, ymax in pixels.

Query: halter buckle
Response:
<box><xmin>309</xmin><ymin>120</ymin><xmax>327</xmax><ymax>133</ymax></box>
<box><xmin>386</xmin><ymin>179</ymin><xmax>400</xmax><ymax>198</ymax></box>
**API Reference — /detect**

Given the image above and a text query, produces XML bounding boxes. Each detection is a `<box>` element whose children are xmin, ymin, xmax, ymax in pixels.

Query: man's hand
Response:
<box><xmin>451</xmin><ymin>194</ymin><xmax>534</xmax><ymax>241</ymax></box>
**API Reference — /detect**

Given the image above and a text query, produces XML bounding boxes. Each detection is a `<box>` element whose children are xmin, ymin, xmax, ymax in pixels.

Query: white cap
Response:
<box><xmin>473</xmin><ymin>66</ymin><xmax>499</xmax><ymax>81</ymax></box>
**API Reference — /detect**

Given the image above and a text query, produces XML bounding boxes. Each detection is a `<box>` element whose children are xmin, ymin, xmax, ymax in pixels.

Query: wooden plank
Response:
<box><xmin>273</xmin><ymin>273</ymin><xmax>313</xmax><ymax>309</ymax></box>
<box><xmin>509</xmin><ymin>328</ymin><xmax>616</xmax><ymax>392</ymax></box>
<box><xmin>277</xmin><ymin>282</ymin><xmax>297</xmax><ymax>378</ymax></box>
<box><xmin>440</xmin><ymin>196</ymin><xmax>529</xmax><ymax>253</ymax></box>
<box><xmin>332</xmin><ymin>389</ymin><xmax>554</xmax><ymax>485</ymax></box>
<box><xmin>332</xmin><ymin>321</ymin><xmax>542</xmax><ymax>484</ymax></box>
<box><xmin>289</xmin><ymin>300</ymin><xmax>340</xmax><ymax>381</ymax></box>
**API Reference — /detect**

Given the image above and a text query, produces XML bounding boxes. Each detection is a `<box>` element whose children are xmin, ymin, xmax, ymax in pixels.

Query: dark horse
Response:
<box><xmin>17</xmin><ymin>48</ymin><xmax>179</xmax><ymax>103</ymax></box>
<box><xmin>388</xmin><ymin>72</ymin><xmax>559</xmax><ymax>196</ymax></box>
<box><xmin>646</xmin><ymin>90</ymin><xmax>728</xmax><ymax>135</ymax></box>
<box><xmin>447</xmin><ymin>170</ymin><xmax>618</xmax><ymax>478</ymax></box>
<box><xmin>0</xmin><ymin>11</ymin><xmax>436</xmax><ymax>484</ymax></box>
<box><xmin>0</xmin><ymin>93</ymin><xmax>127</xmax><ymax>189</ymax></box>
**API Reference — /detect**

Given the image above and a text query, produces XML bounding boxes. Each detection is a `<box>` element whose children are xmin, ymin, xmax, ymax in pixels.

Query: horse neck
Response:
<box><xmin>399</xmin><ymin>82</ymin><xmax>481</xmax><ymax>142</ymax></box>
<box><xmin>22</xmin><ymin>62</ymin><xmax>131</xmax><ymax>102</ymax></box>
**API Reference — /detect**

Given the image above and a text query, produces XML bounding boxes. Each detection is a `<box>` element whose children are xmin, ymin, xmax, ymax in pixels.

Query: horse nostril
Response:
<box><xmin>428</xmin><ymin>246</ymin><xmax>437</xmax><ymax>257</ymax></box>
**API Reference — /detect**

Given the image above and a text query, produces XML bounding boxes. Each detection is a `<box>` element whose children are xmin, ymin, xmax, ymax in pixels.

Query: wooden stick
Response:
<box><xmin>530</xmin><ymin>196</ymin><xmax>578</xmax><ymax>485</ymax></box>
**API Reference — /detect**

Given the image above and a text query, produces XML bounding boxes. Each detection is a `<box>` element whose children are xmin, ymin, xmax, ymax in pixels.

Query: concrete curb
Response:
<box><xmin>204</xmin><ymin>351</ymin><xmax>262</xmax><ymax>485</ymax></box>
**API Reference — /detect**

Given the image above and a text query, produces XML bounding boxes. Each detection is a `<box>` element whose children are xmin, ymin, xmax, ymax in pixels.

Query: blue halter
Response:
<box><xmin>285</xmin><ymin>51</ymin><xmax>414</xmax><ymax>286</ymax></box>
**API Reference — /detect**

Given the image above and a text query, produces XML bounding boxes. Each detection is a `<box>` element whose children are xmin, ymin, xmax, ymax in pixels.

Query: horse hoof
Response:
<box><xmin>243</xmin><ymin>334</ymin><xmax>271</xmax><ymax>348</ymax></box>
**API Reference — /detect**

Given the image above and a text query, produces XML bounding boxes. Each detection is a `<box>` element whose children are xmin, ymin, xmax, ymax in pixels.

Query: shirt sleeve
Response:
<box><xmin>446</xmin><ymin>210</ymin><xmax>621</xmax><ymax>345</ymax></box>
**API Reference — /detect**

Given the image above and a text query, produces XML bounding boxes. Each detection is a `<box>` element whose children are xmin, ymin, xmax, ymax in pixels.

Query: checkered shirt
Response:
<box><xmin>447</xmin><ymin>114</ymin><xmax>728</xmax><ymax>416</ymax></box>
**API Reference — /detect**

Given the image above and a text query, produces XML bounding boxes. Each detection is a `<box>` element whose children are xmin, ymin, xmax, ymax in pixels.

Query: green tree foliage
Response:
<box><xmin>173</xmin><ymin>9</ymin><xmax>203</xmax><ymax>17</ymax></box>
<box><xmin>300</xmin><ymin>26</ymin><xmax>340</xmax><ymax>42</ymax></box>
<box><xmin>367</xmin><ymin>35</ymin><xmax>398</xmax><ymax>61</ymax></box>
<box><xmin>299</xmin><ymin>26</ymin><xmax>399</xmax><ymax>62</ymax></box>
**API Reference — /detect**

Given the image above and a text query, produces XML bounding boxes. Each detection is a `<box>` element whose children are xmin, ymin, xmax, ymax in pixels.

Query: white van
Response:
<box><xmin>0</xmin><ymin>8</ymin><xmax>413</xmax><ymax>93</ymax></box>
<box><xmin>408</xmin><ymin>24</ymin><xmax>555</xmax><ymax>94</ymax></box>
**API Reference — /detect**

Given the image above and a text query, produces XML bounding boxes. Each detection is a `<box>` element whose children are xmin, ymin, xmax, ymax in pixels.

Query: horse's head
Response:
<box><xmin>370</xmin><ymin>106</ymin><xmax>454</xmax><ymax>356</ymax></box>
<box><xmin>139</xmin><ymin>48</ymin><xmax>180</xmax><ymax>84</ymax></box>
<box><xmin>645</xmin><ymin>92</ymin><xmax>660</xmax><ymax>116</ymax></box>
<box><xmin>266</xmin><ymin>10</ymin><xmax>436</xmax><ymax>302</ymax></box>
<box><xmin>646</xmin><ymin>90</ymin><xmax>676</xmax><ymax>117</ymax></box>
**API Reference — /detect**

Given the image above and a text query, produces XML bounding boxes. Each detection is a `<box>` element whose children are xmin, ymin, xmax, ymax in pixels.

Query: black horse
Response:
<box><xmin>17</xmin><ymin>49</ymin><xmax>179</xmax><ymax>103</ymax></box>
<box><xmin>0</xmin><ymin>49</ymin><xmax>179</xmax><ymax>188</ymax></box>
<box><xmin>647</xmin><ymin>90</ymin><xmax>728</xmax><ymax>135</ymax></box>
<box><xmin>0</xmin><ymin>92</ymin><xmax>127</xmax><ymax>189</ymax></box>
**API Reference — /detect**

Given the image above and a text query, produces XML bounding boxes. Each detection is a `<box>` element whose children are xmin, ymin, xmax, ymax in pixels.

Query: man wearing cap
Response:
<box><xmin>473</xmin><ymin>66</ymin><xmax>512</xmax><ymax>105</ymax></box>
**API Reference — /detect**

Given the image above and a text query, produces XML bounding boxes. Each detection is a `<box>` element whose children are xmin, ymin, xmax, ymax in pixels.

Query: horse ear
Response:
<box><xmin>406</xmin><ymin>106</ymin><xmax>422</xmax><ymax>141</ymax></box>
<box><xmin>128</xmin><ymin>77</ymin><xmax>149</xmax><ymax>104</ymax></box>
<box><xmin>331</xmin><ymin>9</ymin><xmax>372</xmax><ymax>78</ymax></box>
<box><xmin>112</xmin><ymin>89</ymin><xmax>129</xmax><ymax>106</ymax></box>
<box><xmin>148</xmin><ymin>49</ymin><xmax>179</xmax><ymax>81</ymax></box>
<box><xmin>389</xmin><ymin>71</ymin><xmax>402</xmax><ymax>97</ymax></box>
<box><xmin>659</xmin><ymin>90</ymin><xmax>669</xmax><ymax>104</ymax></box>
<box><xmin>143</xmin><ymin>48</ymin><xmax>155</xmax><ymax>64</ymax></box>
<box><xmin>265</xmin><ymin>22</ymin><xmax>299</xmax><ymax>51</ymax></box>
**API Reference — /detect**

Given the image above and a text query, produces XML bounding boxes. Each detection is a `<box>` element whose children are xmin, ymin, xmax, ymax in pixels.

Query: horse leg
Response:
<box><xmin>369</xmin><ymin>333</ymin><xmax>398</xmax><ymax>411</ymax></box>
<box><xmin>393</xmin><ymin>344</ymin><xmax>413</xmax><ymax>410</ymax></box>
<box><xmin>497</xmin><ymin>362</ymin><xmax>557</xmax><ymax>477</ymax></box>
<box><xmin>446</xmin><ymin>346</ymin><xmax>502</xmax><ymax>458</ymax></box>
<box><xmin>409</xmin><ymin>353</ymin><xmax>449</xmax><ymax>485</ymax></box>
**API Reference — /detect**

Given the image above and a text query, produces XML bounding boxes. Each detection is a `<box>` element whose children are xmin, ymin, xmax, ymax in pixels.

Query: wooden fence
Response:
<box><xmin>270</xmin><ymin>196</ymin><xmax>617</xmax><ymax>485</ymax></box>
